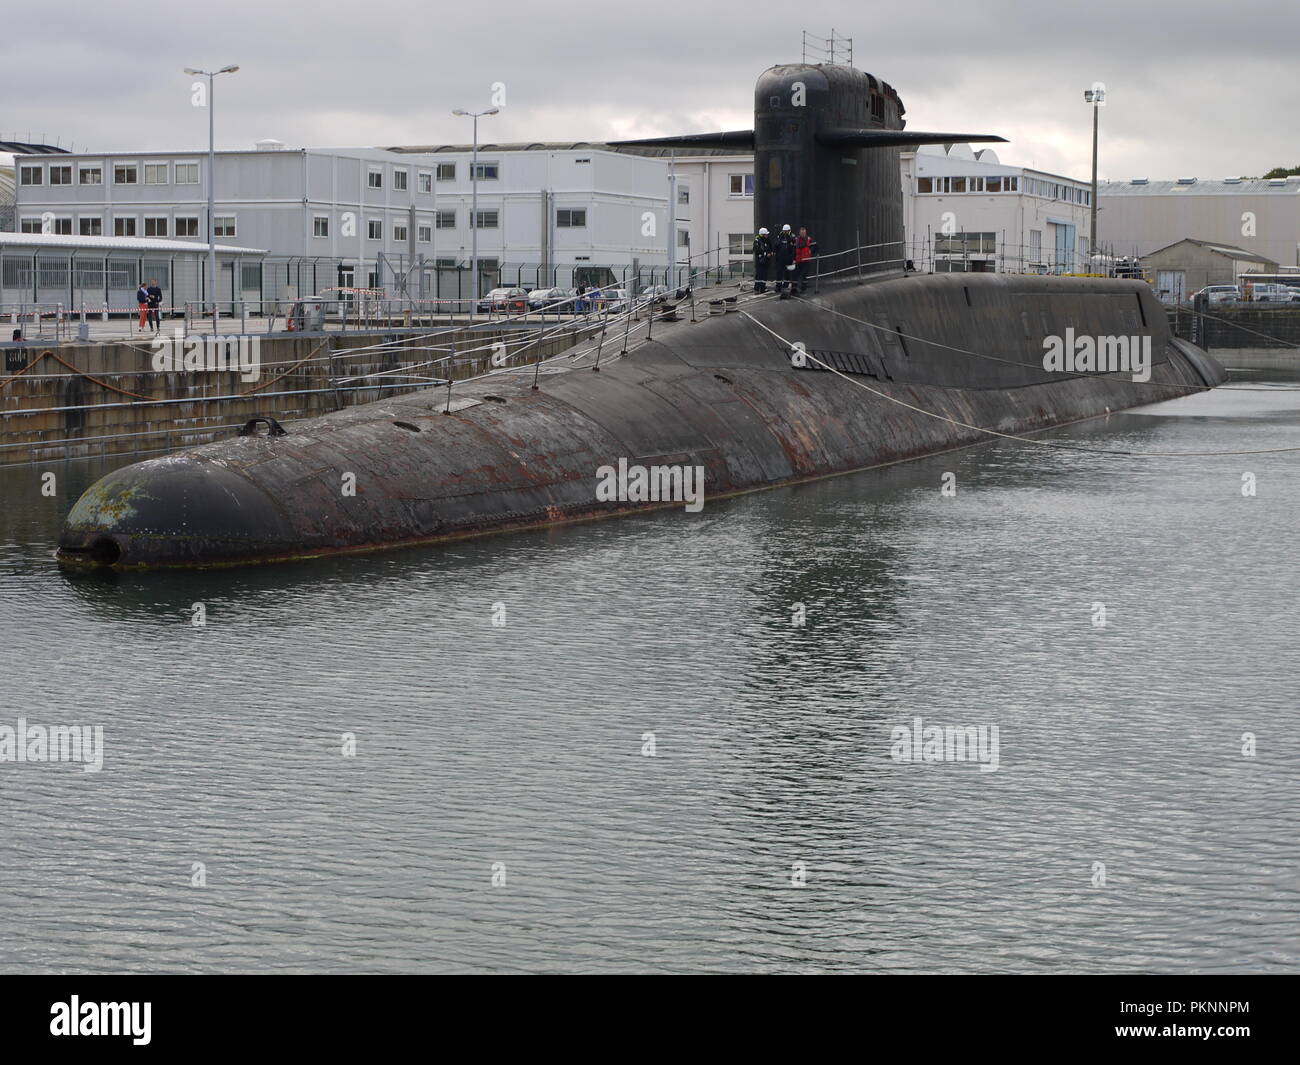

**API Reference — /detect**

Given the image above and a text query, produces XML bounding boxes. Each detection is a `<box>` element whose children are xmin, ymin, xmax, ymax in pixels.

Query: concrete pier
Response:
<box><xmin>0</xmin><ymin>325</ymin><xmax>588</xmax><ymax>466</ymax></box>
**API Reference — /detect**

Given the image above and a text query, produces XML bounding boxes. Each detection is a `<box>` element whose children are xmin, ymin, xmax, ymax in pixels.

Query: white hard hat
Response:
<box><xmin>758</xmin><ymin>227</ymin><xmax>769</xmax><ymax>235</ymax></box>
<box><xmin>782</xmin><ymin>224</ymin><xmax>791</xmax><ymax>231</ymax></box>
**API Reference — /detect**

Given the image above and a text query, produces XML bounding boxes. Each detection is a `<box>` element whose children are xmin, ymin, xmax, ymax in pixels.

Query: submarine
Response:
<box><xmin>58</xmin><ymin>61</ymin><xmax>1226</xmax><ymax>569</ymax></box>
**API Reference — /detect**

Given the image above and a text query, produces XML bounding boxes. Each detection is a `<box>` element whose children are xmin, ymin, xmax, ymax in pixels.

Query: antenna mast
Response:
<box><xmin>801</xmin><ymin>29</ymin><xmax>853</xmax><ymax>66</ymax></box>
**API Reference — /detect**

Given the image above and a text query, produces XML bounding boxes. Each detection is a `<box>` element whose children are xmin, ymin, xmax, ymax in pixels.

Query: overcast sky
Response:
<box><xmin>3</xmin><ymin>0</ymin><xmax>1297</xmax><ymax>182</ymax></box>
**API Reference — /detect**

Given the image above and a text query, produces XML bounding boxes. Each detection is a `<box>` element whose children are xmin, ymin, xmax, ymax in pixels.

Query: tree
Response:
<box><xmin>1261</xmin><ymin>166</ymin><xmax>1300</xmax><ymax>179</ymax></box>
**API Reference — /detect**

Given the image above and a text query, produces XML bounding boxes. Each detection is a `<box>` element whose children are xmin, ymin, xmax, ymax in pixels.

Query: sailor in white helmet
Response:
<box><xmin>774</xmin><ymin>224</ymin><xmax>796</xmax><ymax>297</ymax></box>
<box><xmin>752</xmin><ymin>227</ymin><xmax>773</xmax><ymax>293</ymax></box>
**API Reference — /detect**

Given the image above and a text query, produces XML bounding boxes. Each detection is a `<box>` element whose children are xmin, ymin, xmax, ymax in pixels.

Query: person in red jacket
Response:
<box><xmin>793</xmin><ymin>227</ymin><xmax>817</xmax><ymax>293</ymax></box>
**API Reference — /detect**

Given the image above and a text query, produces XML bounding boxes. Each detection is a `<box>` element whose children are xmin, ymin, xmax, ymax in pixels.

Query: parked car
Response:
<box><xmin>1191</xmin><ymin>284</ymin><xmax>1241</xmax><ymax>304</ymax></box>
<box><xmin>527</xmin><ymin>287</ymin><xmax>577</xmax><ymax>311</ymax></box>
<box><xmin>593</xmin><ymin>288</ymin><xmax>629</xmax><ymax>313</ymax></box>
<box><xmin>640</xmin><ymin>285</ymin><xmax>673</xmax><ymax>304</ymax></box>
<box><xmin>475</xmin><ymin>287</ymin><xmax>529</xmax><ymax>313</ymax></box>
<box><xmin>1246</xmin><ymin>283</ymin><xmax>1300</xmax><ymax>303</ymax></box>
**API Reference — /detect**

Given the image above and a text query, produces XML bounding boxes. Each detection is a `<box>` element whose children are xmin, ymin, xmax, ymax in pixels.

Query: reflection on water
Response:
<box><xmin>0</xmin><ymin>372</ymin><xmax>1297</xmax><ymax>973</ymax></box>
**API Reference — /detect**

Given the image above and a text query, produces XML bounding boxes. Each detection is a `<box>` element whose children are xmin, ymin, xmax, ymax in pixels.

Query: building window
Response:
<box><xmin>114</xmin><ymin>217</ymin><xmax>137</xmax><ymax>237</ymax></box>
<box><xmin>417</xmin><ymin>223</ymin><xmax>432</xmax><ymax>243</ymax></box>
<box><xmin>79</xmin><ymin>217</ymin><xmax>103</xmax><ymax>236</ymax></box>
<box><xmin>368</xmin><ymin>169</ymin><xmax>383</xmax><ymax>189</ymax></box>
<box><xmin>418</xmin><ymin>171</ymin><xmax>432</xmax><ymax>194</ymax></box>
<box><xmin>313</xmin><ymin>215</ymin><xmax>329</xmax><ymax>238</ymax></box>
<box><xmin>74</xmin><ymin>261</ymin><xmax>104</xmax><ymax>289</ymax></box>
<box><xmin>144</xmin><ymin>216</ymin><xmax>169</xmax><ymax>237</ymax></box>
<box><xmin>1029</xmin><ymin>230</ymin><xmax>1042</xmax><ymax>260</ymax></box>
<box><xmin>18</xmin><ymin>165</ymin><xmax>42</xmax><ymax>186</ymax></box>
<box><xmin>393</xmin><ymin>223</ymin><xmax>408</xmax><ymax>242</ymax></box>
<box><xmin>50</xmin><ymin>165</ymin><xmax>73</xmax><ymax>185</ymax></box>
<box><xmin>19</xmin><ymin>218</ymin><xmax>42</xmax><ymax>233</ymax></box>
<box><xmin>2</xmin><ymin>258</ymin><xmax>33</xmax><ymax>288</ymax></box>
<box><xmin>214</xmin><ymin>216</ymin><xmax>236</xmax><ymax>238</ymax></box>
<box><xmin>144</xmin><ymin>163</ymin><xmax>169</xmax><ymax>184</ymax></box>
<box><xmin>677</xmin><ymin>229</ymin><xmax>690</xmax><ymax>247</ymax></box>
<box><xmin>49</xmin><ymin>217</ymin><xmax>72</xmax><ymax>235</ymax></box>
<box><xmin>78</xmin><ymin>165</ymin><xmax>103</xmax><ymax>185</ymax></box>
<box><xmin>556</xmin><ymin>208</ymin><xmax>586</xmax><ymax>228</ymax></box>
<box><xmin>38</xmin><ymin>259</ymin><xmax>69</xmax><ymax>288</ymax></box>
<box><xmin>367</xmin><ymin>219</ymin><xmax>383</xmax><ymax>239</ymax></box>
<box><xmin>393</xmin><ymin>170</ymin><xmax>408</xmax><ymax>191</ymax></box>
<box><xmin>935</xmin><ymin>232</ymin><xmax>996</xmax><ymax>255</ymax></box>
<box><xmin>917</xmin><ymin>177</ymin><xmax>933</xmax><ymax>193</ymax></box>
<box><xmin>435</xmin><ymin>210</ymin><xmax>456</xmax><ymax>229</ymax></box>
<box><xmin>114</xmin><ymin>164</ymin><xmax>138</xmax><ymax>185</ymax></box>
<box><xmin>470</xmin><ymin>209</ymin><xmax>498</xmax><ymax>228</ymax></box>
<box><xmin>470</xmin><ymin>162</ymin><xmax>499</xmax><ymax>180</ymax></box>
<box><xmin>728</xmin><ymin>233</ymin><xmax>751</xmax><ymax>256</ymax></box>
<box><xmin>1007</xmin><ymin>176</ymin><xmax>1018</xmax><ymax>192</ymax></box>
<box><xmin>436</xmin><ymin>163</ymin><xmax>456</xmax><ymax>181</ymax></box>
<box><xmin>950</xmin><ymin>177</ymin><xmax>967</xmax><ymax>193</ymax></box>
<box><xmin>986</xmin><ymin>176</ymin><xmax>1002</xmax><ymax>193</ymax></box>
<box><xmin>728</xmin><ymin>174</ymin><xmax>754</xmax><ymax>197</ymax></box>
<box><xmin>175</xmin><ymin>162</ymin><xmax>199</xmax><ymax>184</ymax></box>
<box><xmin>678</xmin><ymin>186</ymin><xmax>690</xmax><ymax>205</ymax></box>
<box><xmin>175</xmin><ymin>217</ymin><xmax>199</xmax><ymax>237</ymax></box>
<box><xmin>108</xmin><ymin>262</ymin><xmax>135</xmax><ymax>288</ymax></box>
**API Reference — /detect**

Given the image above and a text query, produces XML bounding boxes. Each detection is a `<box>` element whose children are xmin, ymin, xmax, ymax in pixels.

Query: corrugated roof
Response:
<box><xmin>0</xmin><ymin>141</ymin><xmax>69</xmax><ymax>155</ymax></box>
<box><xmin>1101</xmin><ymin>178</ymin><xmax>1300</xmax><ymax>196</ymax></box>
<box><xmin>0</xmin><ymin>232</ymin><xmax>265</xmax><ymax>255</ymax></box>
<box><xmin>1146</xmin><ymin>237</ymin><xmax>1276</xmax><ymax>264</ymax></box>
<box><xmin>384</xmin><ymin>141</ymin><xmax>747</xmax><ymax>158</ymax></box>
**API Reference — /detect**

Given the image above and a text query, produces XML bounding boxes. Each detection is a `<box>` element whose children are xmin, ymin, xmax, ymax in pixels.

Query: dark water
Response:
<box><xmin>2</xmin><ymin>370</ymin><xmax>1298</xmax><ymax>974</ymax></box>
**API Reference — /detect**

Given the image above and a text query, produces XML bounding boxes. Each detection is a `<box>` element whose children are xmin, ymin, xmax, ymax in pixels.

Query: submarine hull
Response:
<box><xmin>58</xmin><ymin>274</ymin><xmax>1225</xmax><ymax>569</ymax></box>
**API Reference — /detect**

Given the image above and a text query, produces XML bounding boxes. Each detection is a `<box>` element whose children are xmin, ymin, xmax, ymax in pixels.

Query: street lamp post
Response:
<box><xmin>452</xmin><ymin>107</ymin><xmax>498</xmax><ymax>310</ymax></box>
<box><xmin>1084</xmin><ymin>87</ymin><xmax>1104</xmax><ymax>272</ymax></box>
<box><xmin>184</xmin><ymin>64</ymin><xmax>239</xmax><ymax>318</ymax></box>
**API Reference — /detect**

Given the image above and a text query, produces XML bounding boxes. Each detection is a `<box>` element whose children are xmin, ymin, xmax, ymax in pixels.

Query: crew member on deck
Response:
<box><xmin>794</xmin><ymin>227</ymin><xmax>817</xmax><ymax>294</ymax></box>
<box><xmin>752</xmin><ymin>228</ymin><xmax>772</xmax><ymax>293</ymax></box>
<box><xmin>774</xmin><ymin>224</ymin><xmax>796</xmax><ymax>297</ymax></box>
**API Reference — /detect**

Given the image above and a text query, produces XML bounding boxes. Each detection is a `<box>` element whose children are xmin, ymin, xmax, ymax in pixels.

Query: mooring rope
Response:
<box><xmin>738</xmin><ymin>310</ymin><xmax>1300</xmax><ymax>458</ymax></box>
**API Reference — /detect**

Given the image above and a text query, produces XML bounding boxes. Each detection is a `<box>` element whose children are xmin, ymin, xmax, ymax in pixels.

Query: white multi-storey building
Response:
<box><xmin>14</xmin><ymin>140</ymin><xmax>760</xmax><ymax>297</ymax></box>
<box><xmin>901</xmin><ymin>145</ymin><xmax>1095</xmax><ymax>274</ymax></box>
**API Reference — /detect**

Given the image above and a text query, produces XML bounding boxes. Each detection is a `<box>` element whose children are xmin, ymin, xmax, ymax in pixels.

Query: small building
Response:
<box><xmin>1140</xmin><ymin>238</ymin><xmax>1278</xmax><ymax>303</ymax></box>
<box><xmin>0</xmin><ymin>231</ymin><xmax>266</xmax><ymax>314</ymax></box>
